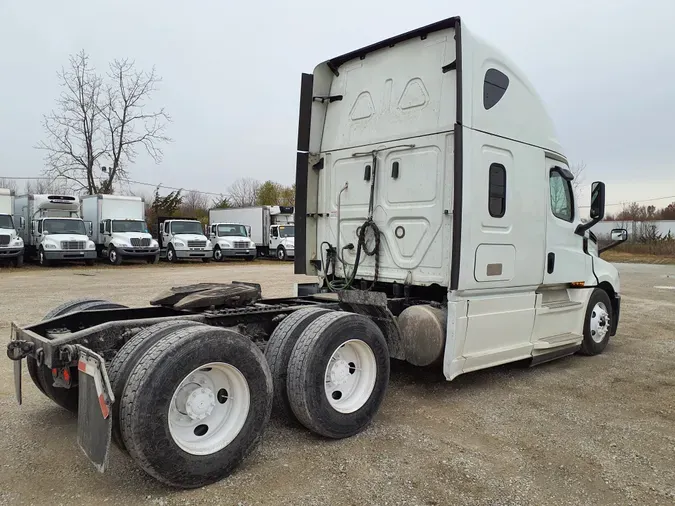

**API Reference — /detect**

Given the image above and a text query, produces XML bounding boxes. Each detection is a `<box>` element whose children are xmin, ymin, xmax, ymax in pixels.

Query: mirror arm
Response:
<box><xmin>575</xmin><ymin>217</ymin><xmax>601</xmax><ymax>236</ymax></box>
<box><xmin>599</xmin><ymin>240</ymin><xmax>624</xmax><ymax>254</ymax></box>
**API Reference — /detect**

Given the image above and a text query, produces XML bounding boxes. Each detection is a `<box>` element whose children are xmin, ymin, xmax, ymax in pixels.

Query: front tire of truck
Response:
<box><xmin>167</xmin><ymin>244</ymin><xmax>178</xmax><ymax>263</ymax></box>
<box><xmin>276</xmin><ymin>246</ymin><xmax>287</xmax><ymax>261</ymax></box>
<box><xmin>108</xmin><ymin>245</ymin><xmax>123</xmax><ymax>265</ymax></box>
<box><xmin>109</xmin><ymin>320</ymin><xmax>207</xmax><ymax>453</ymax></box>
<box><xmin>147</xmin><ymin>253</ymin><xmax>160</xmax><ymax>264</ymax></box>
<box><xmin>119</xmin><ymin>325</ymin><xmax>273</xmax><ymax>488</ymax></box>
<box><xmin>28</xmin><ymin>298</ymin><xmax>129</xmax><ymax>412</ymax></box>
<box><xmin>579</xmin><ymin>288</ymin><xmax>613</xmax><ymax>356</ymax></box>
<box><xmin>13</xmin><ymin>254</ymin><xmax>23</xmax><ymax>267</ymax></box>
<box><xmin>38</xmin><ymin>247</ymin><xmax>50</xmax><ymax>267</ymax></box>
<box><xmin>214</xmin><ymin>246</ymin><xmax>223</xmax><ymax>262</ymax></box>
<box><xmin>286</xmin><ymin>312</ymin><xmax>390</xmax><ymax>439</ymax></box>
<box><xmin>265</xmin><ymin>307</ymin><xmax>333</xmax><ymax>422</ymax></box>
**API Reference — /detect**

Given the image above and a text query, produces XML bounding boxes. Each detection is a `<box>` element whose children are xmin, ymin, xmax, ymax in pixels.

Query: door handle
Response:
<box><xmin>547</xmin><ymin>252</ymin><xmax>555</xmax><ymax>274</ymax></box>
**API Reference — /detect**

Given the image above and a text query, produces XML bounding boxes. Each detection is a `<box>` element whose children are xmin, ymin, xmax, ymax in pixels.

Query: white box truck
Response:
<box><xmin>208</xmin><ymin>206</ymin><xmax>295</xmax><ymax>260</ymax></box>
<box><xmin>81</xmin><ymin>195</ymin><xmax>160</xmax><ymax>265</ymax></box>
<box><xmin>205</xmin><ymin>217</ymin><xmax>257</xmax><ymax>261</ymax></box>
<box><xmin>14</xmin><ymin>194</ymin><xmax>96</xmax><ymax>266</ymax></box>
<box><xmin>157</xmin><ymin>216</ymin><xmax>213</xmax><ymax>262</ymax></box>
<box><xmin>8</xmin><ymin>17</ymin><xmax>628</xmax><ymax>489</ymax></box>
<box><xmin>0</xmin><ymin>188</ymin><xmax>24</xmax><ymax>267</ymax></box>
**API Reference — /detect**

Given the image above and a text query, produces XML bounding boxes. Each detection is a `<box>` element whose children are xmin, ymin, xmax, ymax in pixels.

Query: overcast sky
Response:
<box><xmin>1</xmin><ymin>0</ymin><xmax>674</xmax><ymax>211</ymax></box>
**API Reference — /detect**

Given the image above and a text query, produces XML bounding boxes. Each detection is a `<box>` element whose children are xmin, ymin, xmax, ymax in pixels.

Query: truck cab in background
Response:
<box><xmin>81</xmin><ymin>195</ymin><xmax>159</xmax><ymax>265</ymax></box>
<box><xmin>208</xmin><ymin>222</ymin><xmax>256</xmax><ymax>261</ymax></box>
<box><xmin>158</xmin><ymin>218</ymin><xmax>213</xmax><ymax>263</ymax></box>
<box><xmin>0</xmin><ymin>188</ymin><xmax>24</xmax><ymax>267</ymax></box>
<box><xmin>14</xmin><ymin>194</ymin><xmax>96</xmax><ymax>266</ymax></box>
<box><xmin>270</xmin><ymin>223</ymin><xmax>295</xmax><ymax>260</ymax></box>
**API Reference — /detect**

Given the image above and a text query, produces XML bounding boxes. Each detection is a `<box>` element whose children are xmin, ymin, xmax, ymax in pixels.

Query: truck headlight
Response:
<box><xmin>44</xmin><ymin>243</ymin><xmax>57</xmax><ymax>249</ymax></box>
<box><xmin>12</xmin><ymin>238</ymin><xmax>23</xmax><ymax>246</ymax></box>
<box><xmin>87</xmin><ymin>241</ymin><xmax>96</xmax><ymax>249</ymax></box>
<box><xmin>222</xmin><ymin>243</ymin><xmax>231</xmax><ymax>249</ymax></box>
<box><xmin>205</xmin><ymin>240</ymin><xmax>212</xmax><ymax>249</ymax></box>
<box><xmin>151</xmin><ymin>239</ymin><xmax>159</xmax><ymax>248</ymax></box>
<box><xmin>174</xmin><ymin>240</ymin><xmax>185</xmax><ymax>247</ymax></box>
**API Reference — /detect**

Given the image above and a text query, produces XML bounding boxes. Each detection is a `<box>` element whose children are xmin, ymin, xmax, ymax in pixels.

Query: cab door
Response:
<box><xmin>543</xmin><ymin>161</ymin><xmax>590</xmax><ymax>285</ymax></box>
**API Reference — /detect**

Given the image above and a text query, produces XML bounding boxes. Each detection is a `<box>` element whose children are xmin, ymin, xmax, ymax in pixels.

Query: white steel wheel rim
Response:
<box><xmin>590</xmin><ymin>301</ymin><xmax>610</xmax><ymax>343</ymax></box>
<box><xmin>168</xmin><ymin>362</ymin><xmax>250</xmax><ymax>456</ymax></box>
<box><xmin>324</xmin><ymin>339</ymin><xmax>377</xmax><ymax>414</ymax></box>
<box><xmin>277</xmin><ymin>249</ymin><xmax>284</xmax><ymax>259</ymax></box>
<box><xmin>214</xmin><ymin>249</ymin><xmax>222</xmax><ymax>261</ymax></box>
<box><xmin>109</xmin><ymin>249</ymin><xmax>117</xmax><ymax>262</ymax></box>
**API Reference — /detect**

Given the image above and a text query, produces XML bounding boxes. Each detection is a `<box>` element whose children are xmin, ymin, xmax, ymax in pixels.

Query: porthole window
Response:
<box><xmin>484</xmin><ymin>69</ymin><xmax>509</xmax><ymax>110</ymax></box>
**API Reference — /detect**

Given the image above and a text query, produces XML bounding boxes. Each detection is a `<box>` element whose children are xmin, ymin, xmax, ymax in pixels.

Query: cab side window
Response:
<box><xmin>549</xmin><ymin>171</ymin><xmax>574</xmax><ymax>222</ymax></box>
<box><xmin>271</xmin><ymin>227</ymin><xmax>278</xmax><ymax>238</ymax></box>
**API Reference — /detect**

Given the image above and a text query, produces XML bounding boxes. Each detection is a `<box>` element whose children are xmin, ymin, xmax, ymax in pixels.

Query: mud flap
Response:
<box><xmin>11</xmin><ymin>323</ymin><xmax>22</xmax><ymax>405</ymax></box>
<box><xmin>76</xmin><ymin>346</ymin><xmax>114</xmax><ymax>472</ymax></box>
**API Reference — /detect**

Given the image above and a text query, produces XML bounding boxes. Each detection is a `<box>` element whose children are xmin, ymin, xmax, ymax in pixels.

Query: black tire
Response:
<box><xmin>108</xmin><ymin>320</ymin><xmax>206</xmax><ymax>452</ymax></box>
<box><xmin>29</xmin><ymin>299</ymin><xmax>129</xmax><ymax>412</ymax></box>
<box><xmin>265</xmin><ymin>307</ymin><xmax>333</xmax><ymax>421</ymax></box>
<box><xmin>38</xmin><ymin>247</ymin><xmax>50</xmax><ymax>267</ymax></box>
<box><xmin>167</xmin><ymin>245</ymin><xmax>178</xmax><ymax>263</ymax></box>
<box><xmin>202</xmin><ymin>257</ymin><xmax>211</xmax><ymax>263</ymax></box>
<box><xmin>287</xmin><ymin>312</ymin><xmax>390</xmax><ymax>439</ymax></box>
<box><xmin>119</xmin><ymin>325</ymin><xmax>273</xmax><ymax>488</ymax></box>
<box><xmin>108</xmin><ymin>246</ymin><xmax>123</xmax><ymax>265</ymax></box>
<box><xmin>276</xmin><ymin>246</ymin><xmax>287</xmax><ymax>261</ymax></box>
<box><xmin>147</xmin><ymin>254</ymin><xmax>160</xmax><ymax>264</ymax></box>
<box><xmin>579</xmin><ymin>288</ymin><xmax>613</xmax><ymax>356</ymax></box>
<box><xmin>14</xmin><ymin>255</ymin><xmax>24</xmax><ymax>267</ymax></box>
<box><xmin>213</xmin><ymin>247</ymin><xmax>223</xmax><ymax>262</ymax></box>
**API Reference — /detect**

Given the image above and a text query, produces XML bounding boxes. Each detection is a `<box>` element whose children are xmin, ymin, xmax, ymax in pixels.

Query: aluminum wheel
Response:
<box><xmin>168</xmin><ymin>362</ymin><xmax>250</xmax><ymax>455</ymax></box>
<box><xmin>590</xmin><ymin>301</ymin><xmax>610</xmax><ymax>343</ymax></box>
<box><xmin>109</xmin><ymin>249</ymin><xmax>118</xmax><ymax>264</ymax></box>
<box><xmin>214</xmin><ymin>248</ymin><xmax>223</xmax><ymax>261</ymax></box>
<box><xmin>324</xmin><ymin>339</ymin><xmax>377</xmax><ymax>414</ymax></box>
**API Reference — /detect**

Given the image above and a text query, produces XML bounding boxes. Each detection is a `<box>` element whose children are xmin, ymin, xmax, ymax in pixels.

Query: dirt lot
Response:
<box><xmin>1</xmin><ymin>261</ymin><xmax>674</xmax><ymax>505</ymax></box>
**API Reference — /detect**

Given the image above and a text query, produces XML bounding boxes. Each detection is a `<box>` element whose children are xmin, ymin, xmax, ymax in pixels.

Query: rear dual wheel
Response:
<box><xmin>118</xmin><ymin>325</ymin><xmax>273</xmax><ymax>488</ymax></box>
<box><xmin>28</xmin><ymin>298</ymin><xmax>129</xmax><ymax>412</ymax></box>
<box><xmin>268</xmin><ymin>310</ymin><xmax>390</xmax><ymax>439</ymax></box>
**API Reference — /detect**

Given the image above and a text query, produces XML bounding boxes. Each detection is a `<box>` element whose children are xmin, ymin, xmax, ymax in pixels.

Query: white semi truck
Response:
<box><xmin>157</xmin><ymin>217</ymin><xmax>213</xmax><ymax>262</ymax></box>
<box><xmin>209</xmin><ymin>205</ymin><xmax>295</xmax><ymax>260</ymax></box>
<box><xmin>0</xmin><ymin>188</ymin><xmax>24</xmax><ymax>267</ymax></box>
<box><xmin>14</xmin><ymin>194</ymin><xmax>96</xmax><ymax>266</ymax></box>
<box><xmin>8</xmin><ymin>17</ymin><xmax>627</xmax><ymax>489</ymax></box>
<box><xmin>81</xmin><ymin>195</ymin><xmax>160</xmax><ymax>265</ymax></box>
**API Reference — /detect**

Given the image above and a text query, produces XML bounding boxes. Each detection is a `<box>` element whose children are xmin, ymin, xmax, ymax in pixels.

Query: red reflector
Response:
<box><xmin>78</xmin><ymin>361</ymin><xmax>87</xmax><ymax>373</ymax></box>
<box><xmin>63</xmin><ymin>369</ymin><xmax>71</xmax><ymax>382</ymax></box>
<box><xmin>52</xmin><ymin>368</ymin><xmax>58</xmax><ymax>378</ymax></box>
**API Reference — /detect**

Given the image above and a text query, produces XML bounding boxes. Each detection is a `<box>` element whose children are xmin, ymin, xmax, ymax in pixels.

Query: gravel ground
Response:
<box><xmin>0</xmin><ymin>262</ymin><xmax>674</xmax><ymax>505</ymax></box>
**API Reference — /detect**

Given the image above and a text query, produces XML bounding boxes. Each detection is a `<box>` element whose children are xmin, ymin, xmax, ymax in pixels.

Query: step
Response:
<box><xmin>540</xmin><ymin>300</ymin><xmax>583</xmax><ymax>313</ymax></box>
<box><xmin>533</xmin><ymin>332</ymin><xmax>583</xmax><ymax>350</ymax></box>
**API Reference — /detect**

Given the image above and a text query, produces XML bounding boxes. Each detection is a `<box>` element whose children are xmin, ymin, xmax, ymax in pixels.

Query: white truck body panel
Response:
<box><xmin>0</xmin><ymin>189</ymin><xmax>24</xmax><ymax>262</ymax></box>
<box><xmin>296</xmin><ymin>17</ymin><xmax>621</xmax><ymax>381</ymax></box>
<box><xmin>159</xmin><ymin>219</ymin><xmax>212</xmax><ymax>260</ymax></box>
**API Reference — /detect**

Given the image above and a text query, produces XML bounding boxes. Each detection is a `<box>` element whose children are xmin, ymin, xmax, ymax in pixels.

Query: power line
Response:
<box><xmin>579</xmin><ymin>195</ymin><xmax>675</xmax><ymax>208</ymax></box>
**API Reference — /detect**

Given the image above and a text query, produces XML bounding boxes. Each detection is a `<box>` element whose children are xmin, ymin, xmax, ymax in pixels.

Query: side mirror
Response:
<box><xmin>100</xmin><ymin>222</ymin><xmax>105</xmax><ymax>234</ymax></box>
<box><xmin>85</xmin><ymin>221</ymin><xmax>93</xmax><ymax>236</ymax></box>
<box><xmin>610</xmin><ymin>228</ymin><xmax>628</xmax><ymax>242</ymax></box>
<box><xmin>19</xmin><ymin>217</ymin><xmax>25</xmax><ymax>230</ymax></box>
<box><xmin>589</xmin><ymin>181</ymin><xmax>606</xmax><ymax>220</ymax></box>
<box><xmin>576</xmin><ymin>181</ymin><xmax>605</xmax><ymax>235</ymax></box>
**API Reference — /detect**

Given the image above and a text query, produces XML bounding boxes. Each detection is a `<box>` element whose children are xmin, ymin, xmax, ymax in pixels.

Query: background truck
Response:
<box><xmin>209</xmin><ymin>206</ymin><xmax>294</xmax><ymax>260</ymax></box>
<box><xmin>206</xmin><ymin>219</ymin><xmax>257</xmax><ymax>261</ymax></box>
<box><xmin>0</xmin><ymin>188</ymin><xmax>24</xmax><ymax>267</ymax></box>
<box><xmin>81</xmin><ymin>195</ymin><xmax>159</xmax><ymax>265</ymax></box>
<box><xmin>157</xmin><ymin>217</ymin><xmax>213</xmax><ymax>262</ymax></box>
<box><xmin>14</xmin><ymin>194</ymin><xmax>96</xmax><ymax>266</ymax></box>
<box><xmin>7</xmin><ymin>16</ymin><xmax>628</xmax><ymax>490</ymax></box>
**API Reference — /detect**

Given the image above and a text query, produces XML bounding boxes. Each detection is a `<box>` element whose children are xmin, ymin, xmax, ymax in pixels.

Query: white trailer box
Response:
<box><xmin>14</xmin><ymin>194</ymin><xmax>96</xmax><ymax>266</ymax></box>
<box><xmin>208</xmin><ymin>206</ymin><xmax>294</xmax><ymax>259</ymax></box>
<box><xmin>0</xmin><ymin>188</ymin><xmax>24</xmax><ymax>266</ymax></box>
<box><xmin>81</xmin><ymin>195</ymin><xmax>159</xmax><ymax>265</ymax></box>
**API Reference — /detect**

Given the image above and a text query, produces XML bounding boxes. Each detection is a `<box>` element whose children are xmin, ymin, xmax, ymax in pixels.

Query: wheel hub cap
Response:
<box><xmin>329</xmin><ymin>359</ymin><xmax>350</xmax><ymax>385</ymax></box>
<box><xmin>590</xmin><ymin>302</ymin><xmax>610</xmax><ymax>343</ymax></box>
<box><xmin>185</xmin><ymin>387</ymin><xmax>216</xmax><ymax>421</ymax></box>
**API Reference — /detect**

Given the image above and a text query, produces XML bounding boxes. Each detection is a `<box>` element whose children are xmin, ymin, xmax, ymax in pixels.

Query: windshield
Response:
<box><xmin>112</xmin><ymin>220</ymin><xmax>147</xmax><ymax>233</ymax></box>
<box><xmin>43</xmin><ymin>219</ymin><xmax>86</xmax><ymax>235</ymax></box>
<box><xmin>0</xmin><ymin>215</ymin><xmax>14</xmax><ymax>229</ymax></box>
<box><xmin>217</xmin><ymin>224</ymin><xmax>248</xmax><ymax>237</ymax></box>
<box><xmin>171</xmin><ymin>221</ymin><xmax>203</xmax><ymax>235</ymax></box>
<box><xmin>278</xmin><ymin>225</ymin><xmax>294</xmax><ymax>238</ymax></box>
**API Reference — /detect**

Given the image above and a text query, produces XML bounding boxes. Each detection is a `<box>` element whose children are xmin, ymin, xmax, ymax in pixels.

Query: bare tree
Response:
<box><xmin>23</xmin><ymin>178</ymin><xmax>69</xmax><ymax>194</ymax></box>
<box><xmin>0</xmin><ymin>178</ymin><xmax>18</xmax><ymax>193</ymax></box>
<box><xmin>227</xmin><ymin>177</ymin><xmax>260</xmax><ymax>207</ymax></box>
<box><xmin>181</xmin><ymin>190</ymin><xmax>210</xmax><ymax>215</ymax></box>
<box><xmin>570</xmin><ymin>161</ymin><xmax>586</xmax><ymax>198</ymax></box>
<box><xmin>37</xmin><ymin>50</ymin><xmax>170</xmax><ymax>195</ymax></box>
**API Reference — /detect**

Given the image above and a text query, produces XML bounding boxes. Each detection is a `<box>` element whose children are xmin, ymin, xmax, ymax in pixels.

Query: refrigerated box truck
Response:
<box><xmin>81</xmin><ymin>195</ymin><xmax>159</xmax><ymax>265</ymax></box>
<box><xmin>0</xmin><ymin>188</ymin><xmax>24</xmax><ymax>266</ymax></box>
<box><xmin>14</xmin><ymin>194</ymin><xmax>96</xmax><ymax>266</ymax></box>
<box><xmin>209</xmin><ymin>205</ymin><xmax>294</xmax><ymax>260</ymax></box>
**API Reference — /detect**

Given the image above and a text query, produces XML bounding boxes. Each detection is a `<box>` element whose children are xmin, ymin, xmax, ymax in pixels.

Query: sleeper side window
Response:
<box><xmin>484</xmin><ymin>69</ymin><xmax>509</xmax><ymax>110</ymax></box>
<box><xmin>488</xmin><ymin>163</ymin><xmax>506</xmax><ymax>217</ymax></box>
<box><xmin>549</xmin><ymin>171</ymin><xmax>574</xmax><ymax>222</ymax></box>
